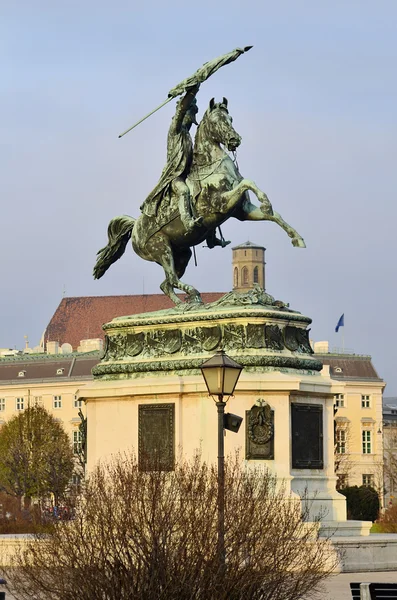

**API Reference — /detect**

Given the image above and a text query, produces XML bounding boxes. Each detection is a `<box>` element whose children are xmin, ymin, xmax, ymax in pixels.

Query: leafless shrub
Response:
<box><xmin>377</xmin><ymin>504</ymin><xmax>397</xmax><ymax>533</ymax></box>
<box><xmin>5</xmin><ymin>452</ymin><xmax>338</xmax><ymax>600</ymax></box>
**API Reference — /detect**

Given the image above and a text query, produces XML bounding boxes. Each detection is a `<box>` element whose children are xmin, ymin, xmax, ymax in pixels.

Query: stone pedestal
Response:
<box><xmin>78</xmin><ymin>288</ymin><xmax>351</xmax><ymax>527</ymax></box>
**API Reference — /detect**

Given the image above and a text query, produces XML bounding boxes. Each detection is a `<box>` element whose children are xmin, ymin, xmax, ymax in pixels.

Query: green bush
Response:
<box><xmin>339</xmin><ymin>485</ymin><xmax>379</xmax><ymax>521</ymax></box>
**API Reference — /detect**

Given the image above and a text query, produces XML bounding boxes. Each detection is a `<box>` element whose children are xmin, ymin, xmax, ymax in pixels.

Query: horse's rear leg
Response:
<box><xmin>149</xmin><ymin>234</ymin><xmax>201</xmax><ymax>304</ymax></box>
<box><xmin>160</xmin><ymin>247</ymin><xmax>197</xmax><ymax>304</ymax></box>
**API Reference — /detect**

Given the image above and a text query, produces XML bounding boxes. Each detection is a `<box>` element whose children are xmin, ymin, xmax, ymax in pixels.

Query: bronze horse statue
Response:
<box><xmin>93</xmin><ymin>98</ymin><xmax>305</xmax><ymax>304</ymax></box>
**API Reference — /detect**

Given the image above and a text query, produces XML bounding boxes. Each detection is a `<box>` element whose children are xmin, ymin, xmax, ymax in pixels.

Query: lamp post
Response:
<box><xmin>200</xmin><ymin>350</ymin><xmax>243</xmax><ymax>571</ymax></box>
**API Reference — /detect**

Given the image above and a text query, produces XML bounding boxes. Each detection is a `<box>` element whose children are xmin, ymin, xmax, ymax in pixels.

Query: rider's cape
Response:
<box><xmin>140</xmin><ymin>122</ymin><xmax>193</xmax><ymax>218</ymax></box>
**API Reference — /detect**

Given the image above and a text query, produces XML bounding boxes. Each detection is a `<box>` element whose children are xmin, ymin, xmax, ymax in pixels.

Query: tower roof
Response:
<box><xmin>232</xmin><ymin>241</ymin><xmax>266</xmax><ymax>251</ymax></box>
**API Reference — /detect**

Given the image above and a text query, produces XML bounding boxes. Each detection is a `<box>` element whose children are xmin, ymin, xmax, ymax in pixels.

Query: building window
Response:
<box><xmin>253</xmin><ymin>266</ymin><xmax>259</xmax><ymax>283</ymax></box>
<box><xmin>74</xmin><ymin>397</ymin><xmax>82</xmax><ymax>409</ymax></box>
<box><xmin>72</xmin><ymin>473</ymin><xmax>81</xmax><ymax>486</ymax></box>
<box><xmin>337</xmin><ymin>474</ymin><xmax>349</xmax><ymax>490</ymax></box>
<box><xmin>0</xmin><ymin>399</ymin><xmax>5</xmax><ymax>412</ymax></box>
<box><xmin>34</xmin><ymin>396</ymin><xmax>43</xmax><ymax>406</ymax></box>
<box><xmin>73</xmin><ymin>430</ymin><xmax>82</xmax><ymax>455</ymax></box>
<box><xmin>361</xmin><ymin>395</ymin><xmax>370</xmax><ymax>408</ymax></box>
<box><xmin>242</xmin><ymin>266</ymin><xmax>249</xmax><ymax>286</ymax></box>
<box><xmin>362</xmin><ymin>474</ymin><xmax>374</xmax><ymax>488</ymax></box>
<box><xmin>334</xmin><ymin>394</ymin><xmax>345</xmax><ymax>408</ymax></box>
<box><xmin>53</xmin><ymin>395</ymin><xmax>62</xmax><ymax>409</ymax></box>
<box><xmin>336</xmin><ymin>429</ymin><xmax>347</xmax><ymax>454</ymax></box>
<box><xmin>233</xmin><ymin>267</ymin><xmax>238</xmax><ymax>288</ymax></box>
<box><xmin>362</xmin><ymin>430</ymin><xmax>372</xmax><ymax>454</ymax></box>
<box><xmin>71</xmin><ymin>473</ymin><xmax>82</xmax><ymax>493</ymax></box>
<box><xmin>16</xmin><ymin>398</ymin><xmax>24</xmax><ymax>411</ymax></box>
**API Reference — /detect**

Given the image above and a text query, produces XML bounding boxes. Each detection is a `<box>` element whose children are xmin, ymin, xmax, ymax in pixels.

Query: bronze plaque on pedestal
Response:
<box><xmin>246</xmin><ymin>402</ymin><xmax>274</xmax><ymax>460</ymax></box>
<box><xmin>291</xmin><ymin>403</ymin><xmax>323</xmax><ymax>469</ymax></box>
<box><xmin>138</xmin><ymin>404</ymin><xmax>175</xmax><ymax>471</ymax></box>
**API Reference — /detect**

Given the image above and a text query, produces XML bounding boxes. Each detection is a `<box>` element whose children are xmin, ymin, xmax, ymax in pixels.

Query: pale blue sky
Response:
<box><xmin>1</xmin><ymin>1</ymin><xmax>396</xmax><ymax>390</ymax></box>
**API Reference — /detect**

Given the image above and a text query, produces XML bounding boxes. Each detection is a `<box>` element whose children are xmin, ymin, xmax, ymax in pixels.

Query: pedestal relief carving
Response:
<box><xmin>93</xmin><ymin>295</ymin><xmax>321</xmax><ymax>379</ymax></box>
<box><xmin>246</xmin><ymin>401</ymin><xmax>274</xmax><ymax>460</ymax></box>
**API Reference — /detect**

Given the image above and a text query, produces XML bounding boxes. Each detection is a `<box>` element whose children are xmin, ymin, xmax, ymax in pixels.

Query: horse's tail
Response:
<box><xmin>93</xmin><ymin>215</ymin><xmax>136</xmax><ymax>280</ymax></box>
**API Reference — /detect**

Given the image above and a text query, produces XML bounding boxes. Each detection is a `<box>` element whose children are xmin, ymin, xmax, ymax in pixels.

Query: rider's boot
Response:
<box><xmin>179</xmin><ymin>193</ymin><xmax>203</xmax><ymax>234</ymax></box>
<box><xmin>205</xmin><ymin>230</ymin><xmax>231</xmax><ymax>249</ymax></box>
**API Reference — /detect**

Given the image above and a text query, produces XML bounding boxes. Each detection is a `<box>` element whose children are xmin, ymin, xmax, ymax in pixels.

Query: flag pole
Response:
<box><xmin>118</xmin><ymin>97</ymin><xmax>173</xmax><ymax>138</ymax></box>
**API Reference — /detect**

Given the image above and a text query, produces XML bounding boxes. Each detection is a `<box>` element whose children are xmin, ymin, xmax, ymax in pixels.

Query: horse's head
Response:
<box><xmin>199</xmin><ymin>98</ymin><xmax>242</xmax><ymax>152</ymax></box>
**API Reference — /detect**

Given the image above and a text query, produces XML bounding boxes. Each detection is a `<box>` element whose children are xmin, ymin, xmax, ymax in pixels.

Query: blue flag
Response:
<box><xmin>335</xmin><ymin>314</ymin><xmax>344</xmax><ymax>333</ymax></box>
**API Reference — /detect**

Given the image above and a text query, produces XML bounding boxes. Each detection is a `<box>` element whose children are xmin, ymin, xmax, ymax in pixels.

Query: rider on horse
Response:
<box><xmin>139</xmin><ymin>84</ymin><xmax>229</xmax><ymax>247</ymax></box>
<box><xmin>140</xmin><ymin>84</ymin><xmax>203</xmax><ymax>234</ymax></box>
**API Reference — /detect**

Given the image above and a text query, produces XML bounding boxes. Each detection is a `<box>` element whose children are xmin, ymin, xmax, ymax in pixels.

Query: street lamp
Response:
<box><xmin>200</xmin><ymin>350</ymin><xmax>243</xmax><ymax>571</ymax></box>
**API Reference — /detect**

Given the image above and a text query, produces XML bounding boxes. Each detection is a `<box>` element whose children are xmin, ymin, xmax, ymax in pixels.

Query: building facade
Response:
<box><xmin>314</xmin><ymin>342</ymin><xmax>385</xmax><ymax>501</ymax></box>
<box><xmin>0</xmin><ymin>351</ymin><xmax>99</xmax><ymax>474</ymax></box>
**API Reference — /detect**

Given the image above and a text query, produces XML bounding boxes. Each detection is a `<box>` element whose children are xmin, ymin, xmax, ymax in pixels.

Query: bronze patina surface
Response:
<box><xmin>92</xmin><ymin>288</ymin><xmax>321</xmax><ymax>380</ymax></box>
<box><xmin>93</xmin><ymin>47</ymin><xmax>305</xmax><ymax>305</ymax></box>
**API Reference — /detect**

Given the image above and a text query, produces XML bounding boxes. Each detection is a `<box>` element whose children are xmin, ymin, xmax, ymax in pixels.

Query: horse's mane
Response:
<box><xmin>194</xmin><ymin>100</ymin><xmax>229</xmax><ymax>151</ymax></box>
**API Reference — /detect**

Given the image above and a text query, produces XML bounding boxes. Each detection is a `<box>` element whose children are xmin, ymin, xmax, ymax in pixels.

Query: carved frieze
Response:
<box><xmin>265</xmin><ymin>325</ymin><xmax>283</xmax><ymax>350</ymax></box>
<box><xmin>246</xmin><ymin>323</ymin><xmax>265</xmax><ymax>348</ymax></box>
<box><xmin>223</xmin><ymin>324</ymin><xmax>245</xmax><ymax>350</ymax></box>
<box><xmin>295</xmin><ymin>328</ymin><xmax>313</xmax><ymax>354</ymax></box>
<box><xmin>284</xmin><ymin>326</ymin><xmax>313</xmax><ymax>354</ymax></box>
<box><xmin>200</xmin><ymin>325</ymin><xmax>222</xmax><ymax>351</ymax></box>
<box><xmin>284</xmin><ymin>326</ymin><xmax>299</xmax><ymax>352</ymax></box>
<box><xmin>126</xmin><ymin>332</ymin><xmax>144</xmax><ymax>357</ymax></box>
<box><xmin>106</xmin><ymin>334</ymin><xmax>126</xmax><ymax>360</ymax></box>
<box><xmin>98</xmin><ymin>315</ymin><xmax>318</xmax><ymax>378</ymax></box>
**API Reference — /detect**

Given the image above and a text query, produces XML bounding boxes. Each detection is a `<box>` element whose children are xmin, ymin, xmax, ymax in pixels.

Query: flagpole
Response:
<box><xmin>118</xmin><ymin>97</ymin><xmax>174</xmax><ymax>138</ymax></box>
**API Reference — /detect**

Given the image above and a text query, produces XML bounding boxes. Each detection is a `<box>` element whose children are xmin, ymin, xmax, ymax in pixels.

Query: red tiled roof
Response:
<box><xmin>44</xmin><ymin>294</ymin><xmax>224</xmax><ymax>351</ymax></box>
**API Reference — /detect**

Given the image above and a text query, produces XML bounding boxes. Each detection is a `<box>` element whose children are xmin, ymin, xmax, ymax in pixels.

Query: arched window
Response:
<box><xmin>233</xmin><ymin>267</ymin><xmax>238</xmax><ymax>288</ymax></box>
<box><xmin>253</xmin><ymin>266</ymin><xmax>259</xmax><ymax>283</ymax></box>
<box><xmin>242</xmin><ymin>266</ymin><xmax>249</xmax><ymax>286</ymax></box>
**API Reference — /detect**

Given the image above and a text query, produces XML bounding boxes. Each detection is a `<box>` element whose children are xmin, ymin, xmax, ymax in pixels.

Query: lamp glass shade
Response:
<box><xmin>200</xmin><ymin>351</ymin><xmax>243</xmax><ymax>397</ymax></box>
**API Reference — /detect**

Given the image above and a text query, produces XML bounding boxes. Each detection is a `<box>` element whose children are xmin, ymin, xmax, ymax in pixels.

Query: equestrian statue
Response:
<box><xmin>93</xmin><ymin>46</ymin><xmax>305</xmax><ymax>305</ymax></box>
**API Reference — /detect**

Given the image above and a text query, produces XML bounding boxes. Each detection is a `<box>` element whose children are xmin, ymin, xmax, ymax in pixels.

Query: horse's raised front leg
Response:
<box><xmin>223</xmin><ymin>179</ymin><xmax>305</xmax><ymax>248</ymax></box>
<box><xmin>222</xmin><ymin>178</ymin><xmax>274</xmax><ymax>216</ymax></box>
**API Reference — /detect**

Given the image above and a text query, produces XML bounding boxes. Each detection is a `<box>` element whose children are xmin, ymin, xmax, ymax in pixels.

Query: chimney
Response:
<box><xmin>46</xmin><ymin>341</ymin><xmax>59</xmax><ymax>355</ymax></box>
<box><xmin>313</xmin><ymin>341</ymin><xmax>329</xmax><ymax>354</ymax></box>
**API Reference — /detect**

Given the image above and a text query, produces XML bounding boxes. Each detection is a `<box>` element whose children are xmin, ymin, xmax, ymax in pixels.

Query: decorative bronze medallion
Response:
<box><xmin>265</xmin><ymin>324</ymin><xmax>283</xmax><ymax>350</ymax></box>
<box><xmin>295</xmin><ymin>328</ymin><xmax>313</xmax><ymax>354</ymax></box>
<box><xmin>248</xmin><ymin>403</ymin><xmax>274</xmax><ymax>445</ymax></box>
<box><xmin>162</xmin><ymin>329</ymin><xmax>182</xmax><ymax>354</ymax></box>
<box><xmin>107</xmin><ymin>334</ymin><xmax>126</xmax><ymax>360</ymax></box>
<box><xmin>200</xmin><ymin>325</ymin><xmax>222</xmax><ymax>351</ymax></box>
<box><xmin>126</xmin><ymin>332</ymin><xmax>144</xmax><ymax>357</ymax></box>
<box><xmin>246</xmin><ymin>323</ymin><xmax>265</xmax><ymax>348</ymax></box>
<box><xmin>283</xmin><ymin>326</ymin><xmax>299</xmax><ymax>352</ymax></box>
<box><xmin>246</xmin><ymin>400</ymin><xmax>274</xmax><ymax>460</ymax></box>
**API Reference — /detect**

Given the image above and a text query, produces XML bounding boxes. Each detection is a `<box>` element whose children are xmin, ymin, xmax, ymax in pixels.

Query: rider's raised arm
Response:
<box><xmin>170</xmin><ymin>84</ymin><xmax>200</xmax><ymax>133</ymax></box>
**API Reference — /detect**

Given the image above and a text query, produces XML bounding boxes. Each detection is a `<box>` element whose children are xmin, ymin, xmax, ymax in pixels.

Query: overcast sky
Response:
<box><xmin>1</xmin><ymin>1</ymin><xmax>396</xmax><ymax>392</ymax></box>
